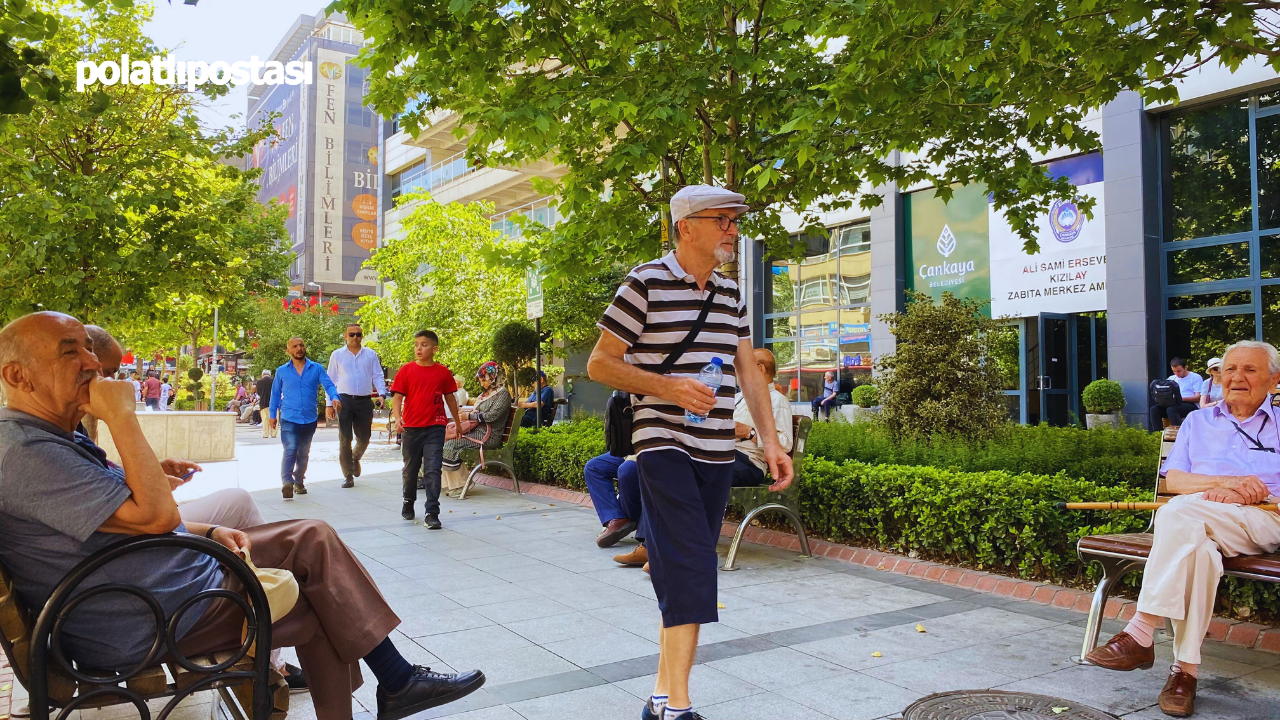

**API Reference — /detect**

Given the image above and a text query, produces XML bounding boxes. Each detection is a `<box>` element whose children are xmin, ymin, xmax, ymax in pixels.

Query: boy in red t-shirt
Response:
<box><xmin>391</xmin><ymin>330</ymin><xmax>461</xmax><ymax>529</ymax></box>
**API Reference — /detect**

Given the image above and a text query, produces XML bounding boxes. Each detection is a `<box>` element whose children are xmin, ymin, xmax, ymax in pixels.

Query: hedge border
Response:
<box><xmin>469</xmin><ymin>471</ymin><xmax>1280</xmax><ymax>650</ymax></box>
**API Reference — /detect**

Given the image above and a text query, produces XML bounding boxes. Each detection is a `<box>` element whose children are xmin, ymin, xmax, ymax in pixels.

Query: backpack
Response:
<box><xmin>1150</xmin><ymin>378</ymin><xmax>1180</xmax><ymax>408</ymax></box>
<box><xmin>603</xmin><ymin>285</ymin><xmax>719</xmax><ymax>457</ymax></box>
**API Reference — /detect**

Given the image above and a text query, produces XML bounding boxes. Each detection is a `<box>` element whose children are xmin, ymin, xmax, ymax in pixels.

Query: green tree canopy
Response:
<box><xmin>338</xmin><ymin>0</ymin><xmax>1280</xmax><ymax>263</ymax></box>
<box><xmin>247</xmin><ymin>298</ymin><xmax>352</xmax><ymax>377</ymax></box>
<box><xmin>0</xmin><ymin>0</ymin><xmax>286</xmax><ymax>324</ymax></box>
<box><xmin>358</xmin><ymin>194</ymin><xmax>525</xmax><ymax>379</ymax></box>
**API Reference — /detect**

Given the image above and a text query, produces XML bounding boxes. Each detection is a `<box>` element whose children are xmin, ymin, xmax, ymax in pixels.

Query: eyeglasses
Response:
<box><xmin>684</xmin><ymin>215</ymin><xmax>743</xmax><ymax>231</ymax></box>
<box><xmin>347</xmin><ymin>332</ymin><xmax>363</xmax><ymax>337</ymax></box>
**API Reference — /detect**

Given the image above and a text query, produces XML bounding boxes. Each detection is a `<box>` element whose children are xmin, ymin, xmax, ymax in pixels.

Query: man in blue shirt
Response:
<box><xmin>268</xmin><ymin>337</ymin><xmax>341</xmax><ymax>498</ymax></box>
<box><xmin>518</xmin><ymin>370</ymin><xmax>556</xmax><ymax>427</ymax></box>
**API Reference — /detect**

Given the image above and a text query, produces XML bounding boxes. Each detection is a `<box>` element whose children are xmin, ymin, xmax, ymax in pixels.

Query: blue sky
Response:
<box><xmin>143</xmin><ymin>0</ymin><xmax>323</xmax><ymax>130</ymax></box>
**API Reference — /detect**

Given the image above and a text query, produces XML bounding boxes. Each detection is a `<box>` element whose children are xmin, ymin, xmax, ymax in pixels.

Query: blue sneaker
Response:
<box><xmin>666</xmin><ymin>713</ymin><xmax>705</xmax><ymax>720</ymax></box>
<box><xmin>641</xmin><ymin>700</ymin><xmax>660</xmax><ymax>720</ymax></box>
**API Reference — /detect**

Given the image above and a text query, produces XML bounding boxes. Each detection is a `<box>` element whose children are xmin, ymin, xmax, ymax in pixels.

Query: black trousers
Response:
<box><xmin>337</xmin><ymin>394</ymin><xmax>375</xmax><ymax>479</ymax></box>
<box><xmin>731</xmin><ymin>450</ymin><xmax>766</xmax><ymax>487</ymax></box>
<box><xmin>402</xmin><ymin>425</ymin><xmax>446</xmax><ymax>515</ymax></box>
<box><xmin>1149</xmin><ymin>401</ymin><xmax>1198</xmax><ymax>430</ymax></box>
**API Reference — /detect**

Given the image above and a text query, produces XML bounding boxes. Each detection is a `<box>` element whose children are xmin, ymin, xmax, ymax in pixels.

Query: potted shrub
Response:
<box><xmin>1082</xmin><ymin>379</ymin><xmax>1126</xmax><ymax>429</ymax></box>
<box><xmin>849</xmin><ymin>383</ymin><xmax>881</xmax><ymax>423</ymax></box>
<box><xmin>187</xmin><ymin>367</ymin><xmax>207</xmax><ymax>411</ymax></box>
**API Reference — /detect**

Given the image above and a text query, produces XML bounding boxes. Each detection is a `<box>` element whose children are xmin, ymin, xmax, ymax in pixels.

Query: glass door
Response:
<box><xmin>1039</xmin><ymin>313</ymin><xmax>1073</xmax><ymax>426</ymax></box>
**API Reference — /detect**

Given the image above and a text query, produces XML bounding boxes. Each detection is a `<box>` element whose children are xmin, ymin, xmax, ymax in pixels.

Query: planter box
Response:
<box><xmin>97</xmin><ymin>410</ymin><xmax>236</xmax><ymax>463</ymax></box>
<box><xmin>851</xmin><ymin>406</ymin><xmax>882</xmax><ymax>423</ymax></box>
<box><xmin>1086</xmin><ymin>413</ymin><xmax>1122</xmax><ymax>429</ymax></box>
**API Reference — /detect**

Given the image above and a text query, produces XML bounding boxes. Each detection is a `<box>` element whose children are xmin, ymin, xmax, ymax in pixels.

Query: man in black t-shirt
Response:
<box><xmin>256</xmin><ymin>370</ymin><xmax>276</xmax><ymax>436</ymax></box>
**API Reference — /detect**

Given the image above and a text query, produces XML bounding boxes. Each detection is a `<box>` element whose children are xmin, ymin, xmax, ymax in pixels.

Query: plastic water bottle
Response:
<box><xmin>685</xmin><ymin>358</ymin><xmax>723</xmax><ymax>424</ymax></box>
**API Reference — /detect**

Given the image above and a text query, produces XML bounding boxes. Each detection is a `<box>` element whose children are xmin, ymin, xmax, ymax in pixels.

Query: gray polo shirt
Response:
<box><xmin>0</xmin><ymin>408</ymin><xmax>222</xmax><ymax>670</ymax></box>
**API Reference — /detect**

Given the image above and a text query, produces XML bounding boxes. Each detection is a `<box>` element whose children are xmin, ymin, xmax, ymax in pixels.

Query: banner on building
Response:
<box><xmin>989</xmin><ymin>153</ymin><xmax>1106</xmax><ymax>317</ymax></box>
<box><xmin>906</xmin><ymin>184</ymin><xmax>992</xmax><ymax>313</ymax></box>
<box><xmin>312</xmin><ymin>48</ymin><xmax>347</xmax><ymax>283</ymax></box>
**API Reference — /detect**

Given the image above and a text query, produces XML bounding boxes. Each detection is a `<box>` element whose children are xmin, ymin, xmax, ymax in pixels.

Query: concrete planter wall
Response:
<box><xmin>852</xmin><ymin>406</ymin><xmax>882</xmax><ymax>423</ymax></box>
<box><xmin>98</xmin><ymin>410</ymin><xmax>236</xmax><ymax>463</ymax></box>
<box><xmin>1085</xmin><ymin>413</ymin><xmax>1122</xmax><ymax>430</ymax></box>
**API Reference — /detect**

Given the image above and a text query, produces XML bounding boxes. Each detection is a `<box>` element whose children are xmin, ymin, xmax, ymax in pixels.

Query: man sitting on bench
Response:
<box><xmin>1084</xmin><ymin>340</ymin><xmax>1280</xmax><ymax>718</ymax></box>
<box><xmin>0</xmin><ymin>312</ymin><xmax>485</xmax><ymax>720</ymax></box>
<box><xmin>733</xmin><ymin>348</ymin><xmax>794</xmax><ymax>487</ymax></box>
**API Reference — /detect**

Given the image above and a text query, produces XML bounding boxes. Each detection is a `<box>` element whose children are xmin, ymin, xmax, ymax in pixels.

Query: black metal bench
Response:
<box><xmin>0</xmin><ymin>533</ymin><xmax>285</xmax><ymax>720</ymax></box>
<box><xmin>721</xmin><ymin>415</ymin><xmax>813</xmax><ymax>571</ymax></box>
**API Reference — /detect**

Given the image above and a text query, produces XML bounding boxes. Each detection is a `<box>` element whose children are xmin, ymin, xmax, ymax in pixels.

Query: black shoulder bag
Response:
<box><xmin>605</xmin><ymin>285</ymin><xmax>718</xmax><ymax>457</ymax></box>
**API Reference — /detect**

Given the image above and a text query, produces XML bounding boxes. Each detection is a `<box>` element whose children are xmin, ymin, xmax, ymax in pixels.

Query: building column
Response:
<box><xmin>1101</xmin><ymin>91</ymin><xmax>1159</xmax><ymax>426</ymax></box>
<box><xmin>869</xmin><ymin>181</ymin><xmax>903</xmax><ymax>366</ymax></box>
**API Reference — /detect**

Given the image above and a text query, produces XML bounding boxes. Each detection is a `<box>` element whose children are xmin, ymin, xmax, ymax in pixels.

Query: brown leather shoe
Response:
<box><xmin>1084</xmin><ymin>632</ymin><xmax>1155</xmax><ymax>671</ymax></box>
<box><xmin>614</xmin><ymin>544</ymin><xmax>647</xmax><ymax>567</ymax></box>
<box><xmin>596</xmin><ymin>518</ymin><xmax>638</xmax><ymax>548</ymax></box>
<box><xmin>1159</xmin><ymin>666</ymin><xmax>1196</xmax><ymax>717</ymax></box>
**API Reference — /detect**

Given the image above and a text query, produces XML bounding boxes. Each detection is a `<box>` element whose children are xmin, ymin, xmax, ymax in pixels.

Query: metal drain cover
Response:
<box><xmin>902</xmin><ymin>690</ymin><xmax>1120</xmax><ymax>720</ymax></box>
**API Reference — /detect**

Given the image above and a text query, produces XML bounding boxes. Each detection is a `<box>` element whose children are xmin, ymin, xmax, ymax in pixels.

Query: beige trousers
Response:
<box><xmin>1137</xmin><ymin>493</ymin><xmax>1280</xmax><ymax>664</ymax></box>
<box><xmin>442</xmin><ymin>466</ymin><xmax>468</xmax><ymax>491</ymax></box>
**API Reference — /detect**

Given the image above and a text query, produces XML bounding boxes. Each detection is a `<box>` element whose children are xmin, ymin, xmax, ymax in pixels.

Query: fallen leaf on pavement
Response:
<box><xmin>915</xmin><ymin>624</ymin><xmax>926</xmax><ymax>633</ymax></box>
<box><xmin>871</xmin><ymin>651</ymin><xmax>882</xmax><ymax>657</ymax></box>
<box><xmin>1051</xmin><ymin>708</ymin><xmax>1070</xmax><ymax>715</ymax></box>
<box><xmin>716</xmin><ymin>602</ymin><xmax>725</xmax><ymax>609</ymax></box>
<box><xmin>496</xmin><ymin>516</ymin><xmax>502</xmax><ymax>519</ymax></box>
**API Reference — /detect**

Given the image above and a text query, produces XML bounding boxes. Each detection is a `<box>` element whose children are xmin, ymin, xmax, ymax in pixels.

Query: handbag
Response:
<box><xmin>445</xmin><ymin>420</ymin><xmax>479</xmax><ymax>440</ymax></box>
<box><xmin>605</xmin><ymin>285</ymin><xmax>718</xmax><ymax>457</ymax></box>
<box><xmin>239</xmin><ymin>551</ymin><xmax>299</xmax><ymax>657</ymax></box>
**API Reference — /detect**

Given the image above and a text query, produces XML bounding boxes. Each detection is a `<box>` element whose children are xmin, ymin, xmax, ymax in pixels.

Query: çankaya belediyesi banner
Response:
<box><xmin>77</xmin><ymin>55</ymin><xmax>312</xmax><ymax>92</ymax></box>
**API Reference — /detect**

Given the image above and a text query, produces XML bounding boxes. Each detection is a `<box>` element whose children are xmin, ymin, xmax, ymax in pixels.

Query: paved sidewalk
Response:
<box><xmin>12</xmin><ymin>427</ymin><xmax>1280</xmax><ymax>720</ymax></box>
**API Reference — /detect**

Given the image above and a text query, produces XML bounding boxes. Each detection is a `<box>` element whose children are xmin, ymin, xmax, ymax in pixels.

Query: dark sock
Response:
<box><xmin>363</xmin><ymin>636</ymin><xmax>414</xmax><ymax>693</ymax></box>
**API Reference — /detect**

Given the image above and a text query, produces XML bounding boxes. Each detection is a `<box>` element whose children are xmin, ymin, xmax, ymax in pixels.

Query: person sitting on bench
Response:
<box><xmin>733</xmin><ymin>348</ymin><xmax>795</xmax><ymax>487</ymax></box>
<box><xmin>1085</xmin><ymin>340</ymin><xmax>1280</xmax><ymax>718</ymax></box>
<box><xmin>517</xmin><ymin>370</ymin><xmax>555</xmax><ymax>428</ymax></box>
<box><xmin>0</xmin><ymin>312</ymin><xmax>486</xmax><ymax>720</ymax></box>
<box><xmin>810</xmin><ymin>370</ymin><xmax>838</xmax><ymax>421</ymax></box>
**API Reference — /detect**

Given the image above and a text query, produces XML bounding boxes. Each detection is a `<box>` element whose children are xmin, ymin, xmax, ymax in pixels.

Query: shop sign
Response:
<box><xmin>906</xmin><ymin>184</ymin><xmax>992</xmax><ymax>314</ymax></box>
<box><xmin>989</xmin><ymin>153</ymin><xmax>1106</xmax><ymax>317</ymax></box>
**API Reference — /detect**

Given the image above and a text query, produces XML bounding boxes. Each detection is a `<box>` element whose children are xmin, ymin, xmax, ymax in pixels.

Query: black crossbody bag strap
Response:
<box><xmin>635</xmin><ymin>284</ymin><xmax>718</xmax><ymax>400</ymax></box>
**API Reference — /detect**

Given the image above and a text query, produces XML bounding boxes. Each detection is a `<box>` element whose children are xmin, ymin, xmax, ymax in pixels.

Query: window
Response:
<box><xmin>390</xmin><ymin>160</ymin><xmax>426</xmax><ymax>199</ymax></box>
<box><xmin>345</xmin><ymin>140</ymin><xmax>375</xmax><ymax>167</ymax></box>
<box><xmin>761</xmin><ymin>220</ymin><xmax>872</xmax><ymax>400</ymax></box>
<box><xmin>1160</xmin><ymin>88</ymin><xmax>1280</xmax><ymax>367</ymax></box>
<box><xmin>346</xmin><ymin>101</ymin><xmax>375</xmax><ymax>128</ymax></box>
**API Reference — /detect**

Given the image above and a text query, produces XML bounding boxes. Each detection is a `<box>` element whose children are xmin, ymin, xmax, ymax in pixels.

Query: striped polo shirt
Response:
<box><xmin>597</xmin><ymin>252</ymin><xmax>749</xmax><ymax>463</ymax></box>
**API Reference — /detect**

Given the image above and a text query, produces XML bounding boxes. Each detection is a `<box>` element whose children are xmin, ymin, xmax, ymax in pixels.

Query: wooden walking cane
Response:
<box><xmin>1056</xmin><ymin>500</ymin><xmax>1280</xmax><ymax>513</ymax></box>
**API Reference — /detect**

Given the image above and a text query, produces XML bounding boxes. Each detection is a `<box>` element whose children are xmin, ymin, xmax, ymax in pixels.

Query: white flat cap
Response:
<box><xmin>670</xmin><ymin>185</ymin><xmax>749</xmax><ymax>223</ymax></box>
<box><xmin>1207</xmin><ymin>357</ymin><xmax>1222</xmax><ymax>371</ymax></box>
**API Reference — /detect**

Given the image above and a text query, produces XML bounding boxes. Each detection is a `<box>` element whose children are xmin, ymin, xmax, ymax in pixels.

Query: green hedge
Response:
<box><xmin>806</xmin><ymin>421</ymin><xmax>1158</xmax><ymax>489</ymax></box>
<box><xmin>513</xmin><ymin>418</ymin><xmax>605</xmax><ymax>491</ymax></box>
<box><xmin>508</xmin><ymin>418</ymin><xmax>1279</xmax><ymax>617</ymax></box>
<box><xmin>799</xmin><ymin>458</ymin><xmax>1148</xmax><ymax>583</ymax></box>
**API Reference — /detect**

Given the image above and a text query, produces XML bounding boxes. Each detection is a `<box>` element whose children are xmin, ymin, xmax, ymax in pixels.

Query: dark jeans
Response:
<box><xmin>582</xmin><ymin>453</ymin><xmax>645</xmax><ymax>543</ymax></box>
<box><xmin>1149</xmin><ymin>401</ymin><xmax>1198</xmax><ymax>430</ymax></box>
<box><xmin>811</xmin><ymin>394</ymin><xmax>837</xmax><ymax>418</ymax></box>
<box><xmin>337</xmin><ymin>394</ymin><xmax>375</xmax><ymax>479</ymax></box>
<box><xmin>731</xmin><ymin>450</ymin><xmax>766</xmax><ymax>487</ymax></box>
<box><xmin>280</xmin><ymin>419</ymin><xmax>318</xmax><ymax>486</ymax></box>
<box><xmin>145</xmin><ymin>398</ymin><xmax>159</xmax><ymax>410</ymax></box>
<box><xmin>403</xmin><ymin>425</ymin><xmax>446</xmax><ymax>515</ymax></box>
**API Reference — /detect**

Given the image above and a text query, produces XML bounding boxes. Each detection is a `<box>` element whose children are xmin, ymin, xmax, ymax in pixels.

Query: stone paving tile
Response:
<box><xmin>165</xmin><ymin>448</ymin><xmax>1280</xmax><ymax>720</ymax></box>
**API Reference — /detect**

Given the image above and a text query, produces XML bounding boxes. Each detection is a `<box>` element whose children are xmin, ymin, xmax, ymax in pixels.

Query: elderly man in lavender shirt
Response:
<box><xmin>1085</xmin><ymin>340</ymin><xmax>1280</xmax><ymax>717</ymax></box>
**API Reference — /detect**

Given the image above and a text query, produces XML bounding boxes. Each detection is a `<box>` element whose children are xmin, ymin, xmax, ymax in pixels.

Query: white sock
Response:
<box><xmin>649</xmin><ymin>694</ymin><xmax>668</xmax><ymax>711</ymax></box>
<box><xmin>664</xmin><ymin>705</ymin><xmax>691</xmax><ymax>719</ymax></box>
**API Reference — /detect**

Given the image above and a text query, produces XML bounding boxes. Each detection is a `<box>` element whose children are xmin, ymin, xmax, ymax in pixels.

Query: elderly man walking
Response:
<box><xmin>327</xmin><ymin>323</ymin><xmax>388</xmax><ymax>488</ymax></box>
<box><xmin>268</xmin><ymin>337</ymin><xmax>341</xmax><ymax>499</ymax></box>
<box><xmin>1085</xmin><ymin>340</ymin><xmax>1280</xmax><ymax>717</ymax></box>
<box><xmin>588</xmin><ymin>185</ymin><xmax>793</xmax><ymax>720</ymax></box>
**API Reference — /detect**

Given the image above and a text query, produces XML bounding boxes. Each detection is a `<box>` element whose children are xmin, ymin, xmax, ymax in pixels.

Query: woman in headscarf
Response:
<box><xmin>441</xmin><ymin>361</ymin><xmax>512</xmax><ymax>497</ymax></box>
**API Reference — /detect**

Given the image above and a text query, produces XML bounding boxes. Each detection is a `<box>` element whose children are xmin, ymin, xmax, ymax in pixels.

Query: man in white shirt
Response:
<box><xmin>1150</xmin><ymin>357</ymin><xmax>1203</xmax><ymax>429</ymax></box>
<box><xmin>732</xmin><ymin>348</ymin><xmax>795</xmax><ymax>487</ymax></box>
<box><xmin>326</xmin><ymin>323</ymin><xmax>389</xmax><ymax>488</ymax></box>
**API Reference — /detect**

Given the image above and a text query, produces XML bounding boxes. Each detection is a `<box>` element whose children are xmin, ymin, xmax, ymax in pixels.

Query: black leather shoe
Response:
<box><xmin>401</xmin><ymin>501</ymin><xmax>415</xmax><ymax>521</ymax></box>
<box><xmin>342</xmin><ymin>477</ymin><xmax>355</xmax><ymax>488</ymax></box>
<box><xmin>294</xmin><ymin>482</ymin><xmax>307</xmax><ymax>495</ymax></box>
<box><xmin>376</xmin><ymin>665</ymin><xmax>485</xmax><ymax>720</ymax></box>
<box><xmin>424</xmin><ymin>513</ymin><xmax>442</xmax><ymax>530</ymax></box>
<box><xmin>283</xmin><ymin>663</ymin><xmax>308</xmax><ymax>692</ymax></box>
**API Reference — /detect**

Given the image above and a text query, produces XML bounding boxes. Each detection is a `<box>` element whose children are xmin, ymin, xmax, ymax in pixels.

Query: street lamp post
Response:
<box><xmin>307</xmin><ymin>281</ymin><xmax>323</xmax><ymax>306</ymax></box>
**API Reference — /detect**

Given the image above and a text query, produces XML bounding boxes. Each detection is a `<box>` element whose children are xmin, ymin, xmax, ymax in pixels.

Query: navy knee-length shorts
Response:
<box><xmin>636</xmin><ymin>448</ymin><xmax>734</xmax><ymax>627</ymax></box>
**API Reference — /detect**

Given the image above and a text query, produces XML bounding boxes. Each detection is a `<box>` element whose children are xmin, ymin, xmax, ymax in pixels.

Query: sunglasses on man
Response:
<box><xmin>347</xmin><ymin>332</ymin><xmax>363</xmax><ymax>337</ymax></box>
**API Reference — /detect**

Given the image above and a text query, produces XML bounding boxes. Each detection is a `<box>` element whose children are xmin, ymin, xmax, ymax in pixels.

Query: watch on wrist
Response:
<box><xmin>205</xmin><ymin>525</ymin><xmax>220</xmax><ymax>539</ymax></box>
<box><xmin>748</xmin><ymin>428</ymin><xmax>757</xmax><ymax>441</ymax></box>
